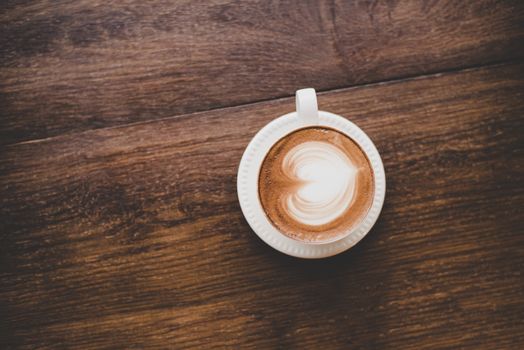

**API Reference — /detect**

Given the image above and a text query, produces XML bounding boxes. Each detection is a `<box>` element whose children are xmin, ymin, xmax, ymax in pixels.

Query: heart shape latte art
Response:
<box><xmin>282</xmin><ymin>141</ymin><xmax>358</xmax><ymax>226</ymax></box>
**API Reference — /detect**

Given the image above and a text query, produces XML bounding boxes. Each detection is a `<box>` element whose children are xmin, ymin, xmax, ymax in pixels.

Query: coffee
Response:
<box><xmin>258</xmin><ymin>127</ymin><xmax>374</xmax><ymax>243</ymax></box>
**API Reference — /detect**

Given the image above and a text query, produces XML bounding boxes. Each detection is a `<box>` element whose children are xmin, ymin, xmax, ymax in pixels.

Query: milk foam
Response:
<box><xmin>282</xmin><ymin>141</ymin><xmax>358</xmax><ymax>226</ymax></box>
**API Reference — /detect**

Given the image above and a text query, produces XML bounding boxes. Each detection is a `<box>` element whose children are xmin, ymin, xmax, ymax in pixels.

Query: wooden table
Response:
<box><xmin>1</xmin><ymin>1</ymin><xmax>523</xmax><ymax>349</ymax></box>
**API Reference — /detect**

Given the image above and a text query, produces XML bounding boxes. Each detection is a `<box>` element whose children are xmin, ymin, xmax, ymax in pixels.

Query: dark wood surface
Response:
<box><xmin>1</xmin><ymin>1</ymin><xmax>523</xmax><ymax>349</ymax></box>
<box><xmin>1</xmin><ymin>0</ymin><xmax>524</xmax><ymax>145</ymax></box>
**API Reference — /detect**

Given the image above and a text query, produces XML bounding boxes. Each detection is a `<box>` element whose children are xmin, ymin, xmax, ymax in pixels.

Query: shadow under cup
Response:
<box><xmin>258</xmin><ymin>126</ymin><xmax>375</xmax><ymax>244</ymax></box>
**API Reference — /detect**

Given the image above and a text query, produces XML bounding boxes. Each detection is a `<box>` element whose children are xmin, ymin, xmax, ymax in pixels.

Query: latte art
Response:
<box><xmin>282</xmin><ymin>141</ymin><xmax>358</xmax><ymax>226</ymax></box>
<box><xmin>259</xmin><ymin>127</ymin><xmax>375</xmax><ymax>243</ymax></box>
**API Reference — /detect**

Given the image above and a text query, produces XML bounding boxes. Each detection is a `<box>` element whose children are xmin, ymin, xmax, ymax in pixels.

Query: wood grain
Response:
<box><xmin>1</xmin><ymin>62</ymin><xmax>523</xmax><ymax>349</ymax></box>
<box><xmin>1</xmin><ymin>0</ymin><xmax>524</xmax><ymax>145</ymax></box>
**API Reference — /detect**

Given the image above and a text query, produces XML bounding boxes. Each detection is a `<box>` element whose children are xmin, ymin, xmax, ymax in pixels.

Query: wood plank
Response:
<box><xmin>1</xmin><ymin>0</ymin><xmax>524</xmax><ymax>145</ymax></box>
<box><xmin>1</xmin><ymin>62</ymin><xmax>523</xmax><ymax>349</ymax></box>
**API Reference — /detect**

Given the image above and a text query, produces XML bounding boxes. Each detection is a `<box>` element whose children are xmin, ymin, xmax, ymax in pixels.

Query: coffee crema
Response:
<box><xmin>258</xmin><ymin>127</ymin><xmax>374</xmax><ymax>243</ymax></box>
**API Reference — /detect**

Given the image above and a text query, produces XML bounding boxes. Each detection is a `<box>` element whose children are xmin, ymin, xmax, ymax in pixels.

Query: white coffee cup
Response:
<box><xmin>237</xmin><ymin>88</ymin><xmax>386</xmax><ymax>258</ymax></box>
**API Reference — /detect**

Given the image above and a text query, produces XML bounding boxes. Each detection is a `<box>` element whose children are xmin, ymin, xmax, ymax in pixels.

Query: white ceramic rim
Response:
<box><xmin>237</xmin><ymin>110</ymin><xmax>386</xmax><ymax>259</ymax></box>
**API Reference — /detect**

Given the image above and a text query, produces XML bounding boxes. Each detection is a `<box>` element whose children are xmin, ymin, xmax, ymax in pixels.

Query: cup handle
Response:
<box><xmin>296</xmin><ymin>88</ymin><xmax>319</xmax><ymax>126</ymax></box>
